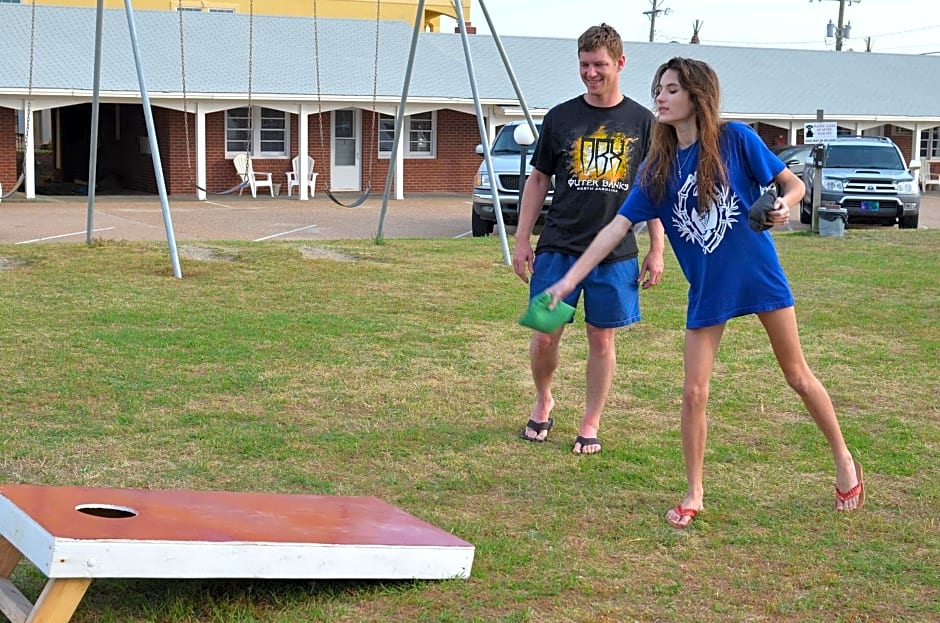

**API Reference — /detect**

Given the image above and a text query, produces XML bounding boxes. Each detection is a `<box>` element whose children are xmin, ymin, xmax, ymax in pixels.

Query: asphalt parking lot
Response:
<box><xmin>1</xmin><ymin>191</ymin><xmax>938</xmax><ymax>244</ymax></box>
<box><xmin>0</xmin><ymin>193</ymin><xmax>473</xmax><ymax>244</ymax></box>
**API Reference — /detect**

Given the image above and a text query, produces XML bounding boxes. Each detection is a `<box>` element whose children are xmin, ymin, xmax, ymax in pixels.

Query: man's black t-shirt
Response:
<box><xmin>531</xmin><ymin>95</ymin><xmax>653</xmax><ymax>262</ymax></box>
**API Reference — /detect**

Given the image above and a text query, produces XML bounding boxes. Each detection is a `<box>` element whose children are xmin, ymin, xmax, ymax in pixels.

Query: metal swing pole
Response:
<box><xmin>455</xmin><ymin>0</ymin><xmax>510</xmax><ymax>265</ymax></box>
<box><xmin>122</xmin><ymin>0</ymin><xmax>182</xmax><ymax>277</ymax></box>
<box><xmin>475</xmin><ymin>0</ymin><xmax>538</xmax><ymax>140</ymax></box>
<box><xmin>86</xmin><ymin>1</ymin><xmax>182</xmax><ymax>277</ymax></box>
<box><xmin>86</xmin><ymin>0</ymin><xmax>104</xmax><ymax>242</ymax></box>
<box><xmin>376</xmin><ymin>0</ymin><xmax>536</xmax><ymax>265</ymax></box>
<box><xmin>375</xmin><ymin>0</ymin><xmax>424</xmax><ymax>243</ymax></box>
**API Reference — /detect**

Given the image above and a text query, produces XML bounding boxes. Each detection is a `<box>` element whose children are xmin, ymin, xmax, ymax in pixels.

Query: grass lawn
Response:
<box><xmin>1</xmin><ymin>228</ymin><xmax>937</xmax><ymax>622</ymax></box>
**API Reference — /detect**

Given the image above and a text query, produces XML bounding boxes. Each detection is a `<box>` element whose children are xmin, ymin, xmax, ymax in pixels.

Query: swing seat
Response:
<box><xmin>325</xmin><ymin>187</ymin><xmax>371</xmax><ymax>208</ymax></box>
<box><xmin>1</xmin><ymin>173</ymin><xmax>25</xmax><ymax>201</ymax></box>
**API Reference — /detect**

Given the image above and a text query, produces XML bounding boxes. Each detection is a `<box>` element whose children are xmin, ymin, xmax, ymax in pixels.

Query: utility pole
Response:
<box><xmin>835</xmin><ymin>0</ymin><xmax>847</xmax><ymax>51</ymax></box>
<box><xmin>814</xmin><ymin>0</ymin><xmax>860</xmax><ymax>51</ymax></box>
<box><xmin>643</xmin><ymin>0</ymin><xmax>671</xmax><ymax>43</ymax></box>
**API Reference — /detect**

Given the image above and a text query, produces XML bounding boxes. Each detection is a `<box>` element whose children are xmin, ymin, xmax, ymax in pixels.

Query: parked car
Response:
<box><xmin>800</xmin><ymin>136</ymin><xmax>921</xmax><ymax>229</ymax></box>
<box><xmin>773</xmin><ymin>144</ymin><xmax>813</xmax><ymax>177</ymax></box>
<box><xmin>471</xmin><ymin>121</ymin><xmax>551</xmax><ymax>237</ymax></box>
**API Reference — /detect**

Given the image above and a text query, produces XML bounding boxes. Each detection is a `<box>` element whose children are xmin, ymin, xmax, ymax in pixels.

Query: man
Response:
<box><xmin>514</xmin><ymin>23</ymin><xmax>664</xmax><ymax>454</ymax></box>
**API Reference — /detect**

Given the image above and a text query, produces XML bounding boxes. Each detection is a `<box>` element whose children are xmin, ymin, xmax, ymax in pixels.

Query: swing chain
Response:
<box><xmin>24</xmin><ymin>0</ymin><xmax>36</xmax><ymax>156</ymax></box>
<box><xmin>3</xmin><ymin>0</ymin><xmax>36</xmax><ymax>200</ymax></box>
<box><xmin>312</xmin><ymin>0</ymin><xmax>380</xmax><ymax>207</ymax></box>
<box><xmin>246</xmin><ymin>0</ymin><xmax>254</xmax><ymax>153</ymax></box>
<box><xmin>178</xmin><ymin>0</ymin><xmax>254</xmax><ymax>195</ymax></box>
<box><xmin>178</xmin><ymin>0</ymin><xmax>195</xmax><ymax>184</ymax></box>
<box><xmin>368</xmin><ymin>0</ymin><xmax>380</xmax><ymax>187</ymax></box>
<box><xmin>313</xmin><ymin>0</ymin><xmax>324</xmax><ymax>159</ymax></box>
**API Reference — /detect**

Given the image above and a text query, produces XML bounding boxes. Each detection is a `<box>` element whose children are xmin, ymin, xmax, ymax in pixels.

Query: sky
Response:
<box><xmin>443</xmin><ymin>0</ymin><xmax>940</xmax><ymax>56</ymax></box>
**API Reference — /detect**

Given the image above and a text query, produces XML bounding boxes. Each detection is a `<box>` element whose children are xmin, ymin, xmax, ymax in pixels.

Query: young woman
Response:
<box><xmin>542</xmin><ymin>57</ymin><xmax>864</xmax><ymax>528</ymax></box>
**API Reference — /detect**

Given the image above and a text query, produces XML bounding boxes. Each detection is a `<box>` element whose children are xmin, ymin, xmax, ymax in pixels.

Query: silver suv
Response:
<box><xmin>471</xmin><ymin>121</ymin><xmax>552</xmax><ymax>237</ymax></box>
<box><xmin>800</xmin><ymin>136</ymin><xmax>920</xmax><ymax>229</ymax></box>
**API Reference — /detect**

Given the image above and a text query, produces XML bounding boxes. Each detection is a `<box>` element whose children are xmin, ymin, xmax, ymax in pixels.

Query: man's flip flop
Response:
<box><xmin>665</xmin><ymin>505</ymin><xmax>699</xmax><ymax>529</ymax></box>
<box><xmin>836</xmin><ymin>459</ymin><xmax>866</xmax><ymax>511</ymax></box>
<box><xmin>520</xmin><ymin>418</ymin><xmax>553</xmax><ymax>442</ymax></box>
<box><xmin>571</xmin><ymin>435</ymin><xmax>601</xmax><ymax>454</ymax></box>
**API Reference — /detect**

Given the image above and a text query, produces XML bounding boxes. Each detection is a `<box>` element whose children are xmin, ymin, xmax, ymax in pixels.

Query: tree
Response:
<box><xmin>690</xmin><ymin>20</ymin><xmax>702</xmax><ymax>44</ymax></box>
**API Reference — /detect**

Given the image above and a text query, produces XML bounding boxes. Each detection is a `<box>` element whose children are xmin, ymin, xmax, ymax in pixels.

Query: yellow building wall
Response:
<box><xmin>25</xmin><ymin>0</ymin><xmax>471</xmax><ymax>31</ymax></box>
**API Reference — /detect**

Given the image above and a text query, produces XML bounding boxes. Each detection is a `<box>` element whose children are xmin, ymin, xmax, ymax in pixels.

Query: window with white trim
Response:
<box><xmin>920</xmin><ymin>127</ymin><xmax>940</xmax><ymax>160</ymax></box>
<box><xmin>225</xmin><ymin>107</ymin><xmax>289</xmax><ymax>157</ymax></box>
<box><xmin>378</xmin><ymin>111</ymin><xmax>436</xmax><ymax>158</ymax></box>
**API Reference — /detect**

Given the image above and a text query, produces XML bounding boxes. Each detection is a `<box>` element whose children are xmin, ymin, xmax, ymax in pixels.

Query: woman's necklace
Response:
<box><xmin>676</xmin><ymin>145</ymin><xmax>694</xmax><ymax>180</ymax></box>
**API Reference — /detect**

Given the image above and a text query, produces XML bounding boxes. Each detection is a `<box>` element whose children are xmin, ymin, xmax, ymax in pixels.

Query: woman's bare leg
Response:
<box><xmin>757</xmin><ymin>307</ymin><xmax>861</xmax><ymax>511</ymax></box>
<box><xmin>665</xmin><ymin>323</ymin><xmax>725</xmax><ymax>527</ymax></box>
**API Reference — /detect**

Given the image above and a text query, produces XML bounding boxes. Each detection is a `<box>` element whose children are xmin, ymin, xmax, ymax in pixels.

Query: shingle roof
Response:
<box><xmin>1</xmin><ymin>4</ymin><xmax>938</xmax><ymax>121</ymax></box>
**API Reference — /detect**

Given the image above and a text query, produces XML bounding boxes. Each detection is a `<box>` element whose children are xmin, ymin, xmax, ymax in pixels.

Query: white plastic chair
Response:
<box><xmin>286</xmin><ymin>155</ymin><xmax>318</xmax><ymax>198</ymax></box>
<box><xmin>233</xmin><ymin>154</ymin><xmax>274</xmax><ymax>198</ymax></box>
<box><xmin>924</xmin><ymin>160</ymin><xmax>940</xmax><ymax>193</ymax></box>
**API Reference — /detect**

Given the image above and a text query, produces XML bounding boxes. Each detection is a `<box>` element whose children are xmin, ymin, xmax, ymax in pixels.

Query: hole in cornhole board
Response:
<box><xmin>75</xmin><ymin>503</ymin><xmax>139</xmax><ymax>519</ymax></box>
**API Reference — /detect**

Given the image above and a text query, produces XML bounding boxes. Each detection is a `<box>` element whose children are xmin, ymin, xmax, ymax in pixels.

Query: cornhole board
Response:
<box><xmin>0</xmin><ymin>484</ymin><xmax>474</xmax><ymax>623</ymax></box>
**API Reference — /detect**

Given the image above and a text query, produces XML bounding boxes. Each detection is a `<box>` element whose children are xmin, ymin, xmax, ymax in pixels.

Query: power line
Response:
<box><xmin>863</xmin><ymin>23</ymin><xmax>940</xmax><ymax>38</ymax></box>
<box><xmin>653</xmin><ymin>22</ymin><xmax>940</xmax><ymax>53</ymax></box>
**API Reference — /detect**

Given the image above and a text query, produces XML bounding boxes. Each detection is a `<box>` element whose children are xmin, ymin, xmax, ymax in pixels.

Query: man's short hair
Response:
<box><xmin>578</xmin><ymin>23</ymin><xmax>624</xmax><ymax>59</ymax></box>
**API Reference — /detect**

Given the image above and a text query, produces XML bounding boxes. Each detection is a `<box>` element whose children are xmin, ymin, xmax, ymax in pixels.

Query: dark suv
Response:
<box><xmin>471</xmin><ymin>121</ymin><xmax>552</xmax><ymax>237</ymax></box>
<box><xmin>800</xmin><ymin>136</ymin><xmax>921</xmax><ymax>229</ymax></box>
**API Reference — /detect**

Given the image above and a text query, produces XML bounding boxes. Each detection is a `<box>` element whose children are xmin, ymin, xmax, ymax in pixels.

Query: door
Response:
<box><xmin>331</xmin><ymin>109</ymin><xmax>361</xmax><ymax>191</ymax></box>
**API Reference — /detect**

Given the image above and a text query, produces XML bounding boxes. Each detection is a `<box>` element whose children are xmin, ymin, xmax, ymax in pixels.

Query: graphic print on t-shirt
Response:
<box><xmin>672</xmin><ymin>174</ymin><xmax>742</xmax><ymax>254</ymax></box>
<box><xmin>567</xmin><ymin>125</ymin><xmax>636</xmax><ymax>193</ymax></box>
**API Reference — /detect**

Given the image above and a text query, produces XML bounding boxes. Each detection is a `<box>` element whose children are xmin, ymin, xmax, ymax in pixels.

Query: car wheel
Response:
<box><xmin>471</xmin><ymin>209</ymin><xmax>494</xmax><ymax>237</ymax></box>
<box><xmin>800</xmin><ymin>199</ymin><xmax>812</xmax><ymax>225</ymax></box>
<box><xmin>899</xmin><ymin>214</ymin><xmax>919</xmax><ymax>229</ymax></box>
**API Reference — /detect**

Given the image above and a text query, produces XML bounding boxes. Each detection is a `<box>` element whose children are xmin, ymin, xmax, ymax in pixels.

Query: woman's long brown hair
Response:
<box><xmin>639</xmin><ymin>57</ymin><xmax>728</xmax><ymax>215</ymax></box>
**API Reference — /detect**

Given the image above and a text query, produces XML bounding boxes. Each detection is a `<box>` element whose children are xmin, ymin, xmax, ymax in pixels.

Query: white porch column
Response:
<box><xmin>389</xmin><ymin>106</ymin><xmax>404</xmax><ymax>200</ymax></box>
<box><xmin>486</xmin><ymin>115</ymin><xmax>496</xmax><ymax>147</ymax></box>
<box><xmin>24</xmin><ymin>104</ymin><xmax>35</xmax><ymax>199</ymax></box>
<box><xmin>914</xmin><ymin>124</ymin><xmax>925</xmax><ymax>190</ymax></box>
<box><xmin>395</xmin><ymin>130</ymin><xmax>404</xmax><ymax>200</ymax></box>
<box><xmin>299</xmin><ymin>104</ymin><xmax>310</xmax><ymax>200</ymax></box>
<box><xmin>195</xmin><ymin>102</ymin><xmax>207</xmax><ymax>201</ymax></box>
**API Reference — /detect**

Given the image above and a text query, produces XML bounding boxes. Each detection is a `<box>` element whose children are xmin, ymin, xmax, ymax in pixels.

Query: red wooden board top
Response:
<box><xmin>0</xmin><ymin>484</ymin><xmax>469</xmax><ymax>548</ymax></box>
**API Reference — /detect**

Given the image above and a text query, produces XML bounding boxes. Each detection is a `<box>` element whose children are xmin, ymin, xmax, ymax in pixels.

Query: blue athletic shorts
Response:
<box><xmin>529</xmin><ymin>252</ymin><xmax>641</xmax><ymax>329</ymax></box>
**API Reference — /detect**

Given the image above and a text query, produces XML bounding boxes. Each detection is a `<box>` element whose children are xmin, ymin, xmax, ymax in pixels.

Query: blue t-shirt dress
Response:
<box><xmin>618</xmin><ymin>121</ymin><xmax>795</xmax><ymax>329</ymax></box>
